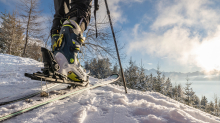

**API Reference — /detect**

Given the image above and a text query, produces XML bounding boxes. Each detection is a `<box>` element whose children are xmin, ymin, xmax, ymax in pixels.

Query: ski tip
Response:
<box><xmin>110</xmin><ymin>74</ymin><xmax>119</xmax><ymax>78</ymax></box>
<box><xmin>109</xmin><ymin>74</ymin><xmax>120</xmax><ymax>81</ymax></box>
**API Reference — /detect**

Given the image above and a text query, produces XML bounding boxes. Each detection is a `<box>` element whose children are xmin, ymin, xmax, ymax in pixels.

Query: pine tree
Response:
<box><xmin>165</xmin><ymin>77</ymin><xmax>173</xmax><ymax>98</ymax></box>
<box><xmin>207</xmin><ymin>101</ymin><xmax>215</xmax><ymax>114</ymax></box>
<box><xmin>155</xmin><ymin>64</ymin><xmax>162</xmax><ymax>92</ymax></box>
<box><xmin>214</xmin><ymin>94</ymin><xmax>219</xmax><ymax>116</ymax></box>
<box><xmin>160</xmin><ymin>74</ymin><xmax>167</xmax><ymax>95</ymax></box>
<box><xmin>86</xmin><ymin>58</ymin><xmax>112</xmax><ymax>79</ymax></box>
<box><xmin>177</xmin><ymin>84</ymin><xmax>184</xmax><ymax>102</ymax></box>
<box><xmin>113</xmin><ymin>63</ymin><xmax>119</xmax><ymax>74</ymax></box>
<box><xmin>219</xmin><ymin>99</ymin><xmax>220</xmax><ymax>114</ymax></box>
<box><xmin>172</xmin><ymin>84</ymin><xmax>178</xmax><ymax>100</ymax></box>
<box><xmin>90</xmin><ymin>58</ymin><xmax>98</xmax><ymax>77</ymax></box>
<box><xmin>84</xmin><ymin>61</ymin><xmax>90</xmax><ymax>70</ymax></box>
<box><xmin>146</xmin><ymin>73</ymin><xmax>153</xmax><ymax>92</ymax></box>
<box><xmin>201</xmin><ymin>96</ymin><xmax>208</xmax><ymax>110</ymax></box>
<box><xmin>184</xmin><ymin>76</ymin><xmax>195</xmax><ymax>106</ymax></box>
<box><xmin>103</xmin><ymin>58</ymin><xmax>112</xmax><ymax>78</ymax></box>
<box><xmin>124</xmin><ymin>57</ymin><xmax>139</xmax><ymax>89</ymax></box>
<box><xmin>193</xmin><ymin>95</ymin><xmax>200</xmax><ymax>108</ymax></box>
<box><xmin>137</xmin><ymin>60</ymin><xmax>147</xmax><ymax>91</ymax></box>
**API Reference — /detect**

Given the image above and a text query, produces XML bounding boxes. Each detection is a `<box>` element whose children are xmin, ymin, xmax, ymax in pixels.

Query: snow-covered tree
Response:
<box><xmin>155</xmin><ymin>65</ymin><xmax>162</xmax><ymax>92</ymax></box>
<box><xmin>137</xmin><ymin>60</ymin><xmax>147</xmax><ymax>90</ymax></box>
<box><xmin>112</xmin><ymin>63</ymin><xmax>119</xmax><ymax>74</ymax></box>
<box><xmin>85</xmin><ymin>58</ymin><xmax>112</xmax><ymax>78</ymax></box>
<box><xmin>193</xmin><ymin>95</ymin><xmax>200</xmax><ymax>108</ymax></box>
<box><xmin>214</xmin><ymin>94</ymin><xmax>219</xmax><ymax>116</ymax></box>
<box><xmin>89</xmin><ymin>58</ymin><xmax>98</xmax><ymax>76</ymax></box>
<box><xmin>84</xmin><ymin>61</ymin><xmax>90</xmax><ymax>70</ymax></box>
<box><xmin>160</xmin><ymin>74</ymin><xmax>167</xmax><ymax>95</ymax></box>
<box><xmin>172</xmin><ymin>84</ymin><xmax>178</xmax><ymax>100</ymax></box>
<box><xmin>201</xmin><ymin>96</ymin><xmax>208</xmax><ymax>110</ymax></box>
<box><xmin>146</xmin><ymin>73</ymin><xmax>153</xmax><ymax>92</ymax></box>
<box><xmin>124</xmin><ymin>57</ymin><xmax>139</xmax><ymax>89</ymax></box>
<box><xmin>177</xmin><ymin>84</ymin><xmax>184</xmax><ymax>102</ymax></box>
<box><xmin>165</xmin><ymin>78</ymin><xmax>173</xmax><ymax>98</ymax></box>
<box><xmin>207</xmin><ymin>101</ymin><xmax>215</xmax><ymax>114</ymax></box>
<box><xmin>184</xmin><ymin>76</ymin><xmax>195</xmax><ymax>106</ymax></box>
<box><xmin>97</xmin><ymin>58</ymin><xmax>112</xmax><ymax>78</ymax></box>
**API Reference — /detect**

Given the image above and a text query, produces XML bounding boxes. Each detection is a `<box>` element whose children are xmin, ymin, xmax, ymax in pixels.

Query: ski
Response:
<box><xmin>0</xmin><ymin>74</ymin><xmax>119</xmax><ymax>122</ymax></box>
<box><xmin>0</xmin><ymin>83</ymin><xmax>61</xmax><ymax>106</ymax></box>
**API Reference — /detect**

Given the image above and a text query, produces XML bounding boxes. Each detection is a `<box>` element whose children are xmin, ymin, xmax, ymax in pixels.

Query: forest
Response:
<box><xmin>85</xmin><ymin>57</ymin><xmax>220</xmax><ymax>117</ymax></box>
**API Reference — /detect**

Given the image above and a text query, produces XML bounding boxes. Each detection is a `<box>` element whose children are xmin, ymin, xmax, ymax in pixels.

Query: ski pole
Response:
<box><xmin>104</xmin><ymin>0</ymin><xmax>127</xmax><ymax>93</ymax></box>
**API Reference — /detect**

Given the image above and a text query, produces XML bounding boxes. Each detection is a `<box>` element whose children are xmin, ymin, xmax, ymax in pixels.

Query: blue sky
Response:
<box><xmin>1</xmin><ymin>0</ymin><xmax>220</xmax><ymax>73</ymax></box>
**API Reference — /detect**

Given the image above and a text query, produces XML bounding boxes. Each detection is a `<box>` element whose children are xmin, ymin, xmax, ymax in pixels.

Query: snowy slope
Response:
<box><xmin>0</xmin><ymin>54</ymin><xmax>220</xmax><ymax>123</ymax></box>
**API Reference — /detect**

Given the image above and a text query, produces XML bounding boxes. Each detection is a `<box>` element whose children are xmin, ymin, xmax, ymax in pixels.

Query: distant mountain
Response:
<box><xmin>144</xmin><ymin>69</ymin><xmax>220</xmax><ymax>81</ymax></box>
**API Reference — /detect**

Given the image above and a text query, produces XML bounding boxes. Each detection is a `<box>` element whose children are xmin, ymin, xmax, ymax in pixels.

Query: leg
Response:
<box><xmin>51</xmin><ymin>0</ymin><xmax>70</xmax><ymax>49</ymax></box>
<box><xmin>51</xmin><ymin>0</ymin><xmax>66</xmax><ymax>35</ymax></box>
<box><xmin>66</xmin><ymin>0</ymin><xmax>92</xmax><ymax>32</ymax></box>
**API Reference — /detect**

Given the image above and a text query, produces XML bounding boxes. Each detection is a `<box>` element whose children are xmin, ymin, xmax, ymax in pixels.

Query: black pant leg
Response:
<box><xmin>51</xmin><ymin>0</ymin><xmax>69</xmax><ymax>35</ymax></box>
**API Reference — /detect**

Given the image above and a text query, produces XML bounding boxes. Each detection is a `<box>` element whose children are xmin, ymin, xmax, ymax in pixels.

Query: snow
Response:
<box><xmin>0</xmin><ymin>53</ymin><xmax>220</xmax><ymax>123</ymax></box>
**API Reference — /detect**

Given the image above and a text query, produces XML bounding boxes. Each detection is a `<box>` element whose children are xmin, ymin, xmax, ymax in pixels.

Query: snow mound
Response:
<box><xmin>0</xmin><ymin>54</ymin><xmax>220</xmax><ymax>123</ymax></box>
<box><xmin>0</xmin><ymin>53</ymin><xmax>43</xmax><ymax>101</ymax></box>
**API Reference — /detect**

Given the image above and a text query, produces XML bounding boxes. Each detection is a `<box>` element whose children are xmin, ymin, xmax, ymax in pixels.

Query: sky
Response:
<box><xmin>1</xmin><ymin>0</ymin><xmax>220</xmax><ymax>73</ymax></box>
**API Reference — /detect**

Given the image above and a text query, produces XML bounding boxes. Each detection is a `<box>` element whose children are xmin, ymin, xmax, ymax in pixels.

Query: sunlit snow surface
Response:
<box><xmin>0</xmin><ymin>53</ymin><xmax>220</xmax><ymax>123</ymax></box>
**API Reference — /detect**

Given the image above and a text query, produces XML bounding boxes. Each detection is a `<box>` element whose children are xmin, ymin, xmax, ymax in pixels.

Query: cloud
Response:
<box><xmin>147</xmin><ymin>63</ymin><xmax>152</xmax><ymax>65</ymax></box>
<box><xmin>0</xmin><ymin>0</ymin><xmax>20</xmax><ymax>8</ymax></box>
<box><xmin>96</xmin><ymin>0</ymin><xmax>146</xmax><ymax>24</ymax></box>
<box><xmin>128</xmin><ymin>0</ymin><xmax>220</xmax><ymax>71</ymax></box>
<box><xmin>152</xmin><ymin>0</ymin><xmax>219</xmax><ymax>31</ymax></box>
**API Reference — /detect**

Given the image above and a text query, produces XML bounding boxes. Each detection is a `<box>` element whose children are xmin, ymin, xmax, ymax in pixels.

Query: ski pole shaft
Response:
<box><xmin>104</xmin><ymin>0</ymin><xmax>127</xmax><ymax>93</ymax></box>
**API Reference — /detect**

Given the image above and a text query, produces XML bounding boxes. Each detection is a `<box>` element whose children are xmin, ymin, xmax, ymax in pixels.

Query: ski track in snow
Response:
<box><xmin>0</xmin><ymin>53</ymin><xmax>220</xmax><ymax>123</ymax></box>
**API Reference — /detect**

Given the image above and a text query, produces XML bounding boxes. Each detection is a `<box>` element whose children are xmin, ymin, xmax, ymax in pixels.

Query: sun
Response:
<box><xmin>193</xmin><ymin>37</ymin><xmax>220</xmax><ymax>72</ymax></box>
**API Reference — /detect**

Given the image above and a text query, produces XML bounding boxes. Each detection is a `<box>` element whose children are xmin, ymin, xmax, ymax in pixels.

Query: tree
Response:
<box><xmin>112</xmin><ymin>63</ymin><xmax>119</xmax><ymax>74</ymax></box>
<box><xmin>89</xmin><ymin>58</ymin><xmax>98</xmax><ymax>76</ymax></box>
<box><xmin>193</xmin><ymin>95</ymin><xmax>200</xmax><ymax>108</ymax></box>
<box><xmin>184</xmin><ymin>76</ymin><xmax>195</xmax><ymax>106</ymax></box>
<box><xmin>97</xmin><ymin>58</ymin><xmax>112</xmax><ymax>78</ymax></box>
<box><xmin>172</xmin><ymin>84</ymin><xmax>178</xmax><ymax>100</ymax></box>
<box><xmin>137</xmin><ymin>59</ymin><xmax>147</xmax><ymax>90</ymax></box>
<box><xmin>154</xmin><ymin>64</ymin><xmax>163</xmax><ymax>92</ymax></box>
<box><xmin>0</xmin><ymin>11</ymin><xmax>24</xmax><ymax>55</ymax></box>
<box><xmin>207</xmin><ymin>101</ymin><xmax>215</xmax><ymax>114</ymax></box>
<box><xmin>112</xmin><ymin>63</ymin><xmax>125</xmax><ymax>86</ymax></box>
<box><xmin>165</xmin><ymin>77</ymin><xmax>173</xmax><ymax>98</ymax></box>
<box><xmin>86</xmin><ymin>58</ymin><xmax>112</xmax><ymax>79</ymax></box>
<box><xmin>213</xmin><ymin>94</ymin><xmax>219</xmax><ymax>116</ymax></box>
<box><xmin>25</xmin><ymin>40</ymin><xmax>42</xmax><ymax>61</ymax></box>
<box><xmin>201</xmin><ymin>96</ymin><xmax>208</xmax><ymax>110</ymax></box>
<box><xmin>160</xmin><ymin>73</ymin><xmax>167</xmax><ymax>95</ymax></box>
<box><xmin>18</xmin><ymin>0</ymin><xmax>44</xmax><ymax>57</ymax></box>
<box><xmin>146</xmin><ymin>73</ymin><xmax>153</xmax><ymax>92</ymax></box>
<box><xmin>124</xmin><ymin>57</ymin><xmax>139</xmax><ymax>89</ymax></box>
<box><xmin>177</xmin><ymin>84</ymin><xmax>184</xmax><ymax>102</ymax></box>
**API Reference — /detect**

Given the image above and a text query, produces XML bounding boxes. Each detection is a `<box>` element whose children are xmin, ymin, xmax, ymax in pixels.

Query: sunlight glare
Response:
<box><xmin>193</xmin><ymin>37</ymin><xmax>220</xmax><ymax>72</ymax></box>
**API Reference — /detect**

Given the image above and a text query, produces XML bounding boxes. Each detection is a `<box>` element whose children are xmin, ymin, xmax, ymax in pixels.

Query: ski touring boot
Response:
<box><xmin>52</xmin><ymin>19</ymin><xmax>89</xmax><ymax>83</ymax></box>
<box><xmin>24</xmin><ymin>19</ymin><xmax>89</xmax><ymax>87</ymax></box>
